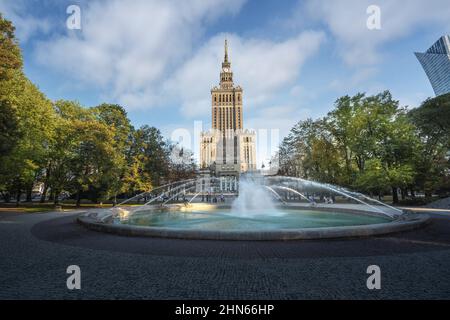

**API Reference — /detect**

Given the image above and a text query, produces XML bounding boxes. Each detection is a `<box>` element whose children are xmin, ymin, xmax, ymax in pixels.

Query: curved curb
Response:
<box><xmin>77</xmin><ymin>213</ymin><xmax>430</xmax><ymax>241</ymax></box>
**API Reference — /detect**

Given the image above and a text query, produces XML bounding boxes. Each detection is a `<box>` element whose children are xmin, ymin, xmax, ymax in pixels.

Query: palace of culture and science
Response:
<box><xmin>199</xmin><ymin>40</ymin><xmax>256</xmax><ymax>191</ymax></box>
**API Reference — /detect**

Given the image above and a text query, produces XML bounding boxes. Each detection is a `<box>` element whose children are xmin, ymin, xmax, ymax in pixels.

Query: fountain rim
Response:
<box><xmin>112</xmin><ymin>203</ymin><xmax>398</xmax><ymax>219</ymax></box>
<box><xmin>105</xmin><ymin>175</ymin><xmax>405</xmax><ymax>221</ymax></box>
<box><xmin>77</xmin><ymin>205</ymin><xmax>430</xmax><ymax>241</ymax></box>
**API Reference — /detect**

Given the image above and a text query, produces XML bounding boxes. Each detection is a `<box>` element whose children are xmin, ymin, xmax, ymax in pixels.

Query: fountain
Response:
<box><xmin>230</xmin><ymin>175</ymin><xmax>282</xmax><ymax>217</ymax></box>
<box><xmin>78</xmin><ymin>174</ymin><xmax>429</xmax><ymax>240</ymax></box>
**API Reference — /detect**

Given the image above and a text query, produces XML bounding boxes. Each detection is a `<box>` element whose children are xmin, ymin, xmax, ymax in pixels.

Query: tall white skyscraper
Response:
<box><xmin>200</xmin><ymin>40</ymin><xmax>256</xmax><ymax>178</ymax></box>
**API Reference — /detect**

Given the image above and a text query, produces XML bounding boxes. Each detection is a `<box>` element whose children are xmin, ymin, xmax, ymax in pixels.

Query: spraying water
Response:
<box><xmin>108</xmin><ymin>173</ymin><xmax>403</xmax><ymax>223</ymax></box>
<box><xmin>230</xmin><ymin>174</ymin><xmax>285</xmax><ymax>217</ymax></box>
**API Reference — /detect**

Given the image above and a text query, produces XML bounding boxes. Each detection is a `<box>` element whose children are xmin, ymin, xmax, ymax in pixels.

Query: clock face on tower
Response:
<box><xmin>223</xmin><ymin>67</ymin><xmax>229</xmax><ymax>72</ymax></box>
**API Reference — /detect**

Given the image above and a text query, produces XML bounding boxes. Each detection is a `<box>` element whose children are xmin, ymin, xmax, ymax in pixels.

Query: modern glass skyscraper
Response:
<box><xmin>415</xmin><ymin>35</ymin><xmax>450</xmax><ymax>96</ymax></box>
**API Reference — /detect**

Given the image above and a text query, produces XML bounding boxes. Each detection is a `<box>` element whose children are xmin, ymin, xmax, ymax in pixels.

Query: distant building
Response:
<box><xmin>415</xmin><ymin>35</ymin><xmax>450</xmax><ymax>96</ymax></box>
<box><xmin>200</xmin><ymin>39</ymin><xmax>256</xmax><ymax>182</ymax></box>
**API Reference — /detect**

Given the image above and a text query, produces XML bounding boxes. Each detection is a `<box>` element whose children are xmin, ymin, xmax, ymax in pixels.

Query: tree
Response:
<box><xmin>355</xmin><ymin>159</ymin><xmax>390</xmax><ymax>198</ymax></box>
<box><xmin>278</xmin><ymin>91</ymin><xmax>422</xmax><ymax>204</ymax></box>
<box><xmin>92</xmin><ymin>104</ymin><xmax>133</xmax><ymax>204</ymax></box>
<box><xmin>40</xmin><ymin>100</ymin><xmax>86</xmax><ymax>204</ymax></box>
<box><xmin>70</xmin><ymin>119</ymin><xmax>116</xmax><ymax>206</ymax></box>
<box><xmin>278</xmin><ymin>119</ymin><xmax>323</xmax><ymax>178</ymax></box>
<box><xmin>43</xmin><ymin>115</ymin><xmax>75</xmax><ymax>204</ymax></box>
<box><xmin>45</xmin><ymin>100</ymin><xmax>119</xmax><ymax>206</ymax></box>
<box><xmin>0</xmin><ymin>73</ymin><xmax>55</xmax><ymax>204</ymax></box>
<box><xmin>0</xmin><ymin>13</ymin><xmax>22</xmax><ymax>81</ymax></box>
<box><xmin>167</xmin><ymin>145</ymin><xmax>197</xmax><ymax>182</ymax></box>
<box><xmin>409</xmin><ymin>93</ymin><xmax>450</xmax><ymax>198</ymax></box>
<box><xmin>325</xmin><ymin>94</ymin><xmax>363</xmax><ymax>183</ymax></box>
<box><xmin>0</xmin><ymin>15</ymin><xmax>199</xmax><ymax>207</ymax></box>
<box><xmin>0</xmin><ymin>14</ymin><xmax>24</xmax><ymax>201</ymax></box>
<box><xmin>0</xmin><ymin>76</ymin><xmax>21</xmax><ymax>181</ymax></box>
<box><xmin>136</xmin><ymin>126</ymin><xmax>171</xmax><ymax>187</ymax></box>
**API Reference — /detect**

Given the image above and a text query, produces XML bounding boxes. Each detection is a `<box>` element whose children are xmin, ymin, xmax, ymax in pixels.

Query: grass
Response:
<box><xmin>1</xmin><ymin>195</ymin><xmax>445</xmax><ymax>214</ymax></box>
<box><xmin>0</xmin><ymin>201</ymin><xmax>144</xmax><ymax>213</ymax></box>
<box><xmin>0</xmin><ymin>205</ymin><xmax>57</xmax><ymax>213</ymax></box>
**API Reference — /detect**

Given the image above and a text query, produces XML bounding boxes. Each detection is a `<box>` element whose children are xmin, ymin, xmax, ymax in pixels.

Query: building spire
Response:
<box><xmin>224</xmin><ymin>38</ymin><xmax>229</xmax><ymax>63</ymax></box>
<box><xmin>221</xmin><ymin>38</ymin><xmax>232</xmax><ymax>86</ymax></box>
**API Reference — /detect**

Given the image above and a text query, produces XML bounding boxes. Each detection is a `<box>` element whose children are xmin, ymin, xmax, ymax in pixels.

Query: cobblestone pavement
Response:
<box><xmin>0</xmin><ymin>211</ymin><xmax>449</xmax><ymax>299</ymax></box>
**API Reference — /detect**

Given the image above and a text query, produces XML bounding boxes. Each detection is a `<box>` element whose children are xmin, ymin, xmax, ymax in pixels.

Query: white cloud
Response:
<box><xmin>247</xmin><ymin>105</ymin><xmax>311</xmax><ymax>132</ymax></box>
<box><xmin>31</xmin><ymin>0</ymin><xmax>324</xmax><ymax>121</ymax></box>
<box><xmin>33</xmin><ymin>0</ymin><xmax>246</xmax><ymax>109</ymax></box>
<box><xmin>246</xmin><ymin>105</ymin><xmax>313</xmax><ymax>167</ymax></box>
<box><xmin>329</xmin><ymin>67</ymin><xmax>379</xmax><ymax>91</ymax></box>
<box><xmin>293</xmin><ymin>0</ymin><xmax>450</xmax><ymax>66</ymax></box>
<box><xmin>167</xmin><ymin>31</ymin><xmax>325</xmax><ymax>118</ymax></box>
<box><xmin>0</xmin><ymin>0</ymin><xmax>52</xmax><ymax>43</ymax></box>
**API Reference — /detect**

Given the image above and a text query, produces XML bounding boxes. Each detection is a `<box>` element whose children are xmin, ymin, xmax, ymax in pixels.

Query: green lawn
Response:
<box><xmin>0</xmin><ymin>195</ymin><xmax>443</xmax><ymax>214</ymax></box>
<box><xmin>0</xmin><ymin>201</ymin><xmax>145</xmax><ymax>214</ymax></box>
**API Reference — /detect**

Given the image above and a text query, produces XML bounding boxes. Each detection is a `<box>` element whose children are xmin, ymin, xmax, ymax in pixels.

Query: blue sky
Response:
<box><xmin>1</xmin><ymin>0</ymin><xmax>449</xmax><ymax>165</ymax></box>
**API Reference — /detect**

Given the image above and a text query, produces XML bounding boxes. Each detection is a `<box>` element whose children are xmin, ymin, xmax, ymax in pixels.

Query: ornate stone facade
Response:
<box><xmin>200</xmin><ymin>40</ymin><xmax>256</xmax><ymax>176</ymax></box>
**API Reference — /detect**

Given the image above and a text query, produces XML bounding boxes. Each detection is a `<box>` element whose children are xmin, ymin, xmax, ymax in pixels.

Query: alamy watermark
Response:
<box><xmin>169</xmin><ymin>120</ymin><xmax>280</xmax><ymax>171</ymax></box>
<box><xmin>63</xmin><ymin>264</ymin><xmax>381</xmax><ymax>291</ymax></box>
<box><xmin>66</xmin><ymin>5</ymin><xmax>81</xmax><ymax>30</ymax></box>
<box><xmin>366</xmin><ymin>265</ymin><xmax>381</xmax><ymax>290</ymax></box>
<box><xmin>367</xmin><ymin>5</ymin><xmax>381</xmax><ymax>30</ymax></box>
<box><xmin>66</xmin><ymin>265</ymin><xmax>81</xmax><ymax>290</ymax></box>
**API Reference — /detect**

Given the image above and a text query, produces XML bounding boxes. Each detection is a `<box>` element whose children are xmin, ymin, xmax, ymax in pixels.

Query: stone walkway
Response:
<box><xmin>0</xmin><ymin>210</ymin><xmax>449</xmax><ymax>299</ymax></box>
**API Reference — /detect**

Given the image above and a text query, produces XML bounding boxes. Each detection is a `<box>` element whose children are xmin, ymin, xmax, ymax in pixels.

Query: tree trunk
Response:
<box><xmin>1</xmin><ymin>192</ymin><xmax>11</xmax><ymax>203</ymax></box>
<box><xmin>40</xmin><ymin>168</ymin><xmax>51</xmax><ymax>203</ymax></box>
<box><xmin>400</xmin><ymin>188</ymin><xmax>406</xmax><ymax>201</ymax></box>
<box><xmin>53</xmin><ymin>190</ymin><xmax>60</xmax><ymax>206</ymax></box>
<box><xmin>26</xmin><ymin>186</ymin><xmax>33</xmax><ymax>202</ymax></box>
<box><xmin>40</xmin><ymin>184</ymin><xmax>48</xmax><ymax>203</ymax></box>
<box><xmin>16</xmin><ymin>190</ymin><xmax>21</xmax><ymax>207</ymax></box>
<box><xmin>76</xmin><ymin>189</ymin><xmax>82</xmax><ymax>207</ymax></box>
<box><xmin>392</xmin><ymin>187</ymin><xmax>399</xmax><ymax>204</ymax></box>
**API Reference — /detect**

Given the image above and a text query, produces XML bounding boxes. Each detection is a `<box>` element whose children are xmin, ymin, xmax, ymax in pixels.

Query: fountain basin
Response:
<box><xmin>77</xmin><ymin>204</ymin><xmax>429</xmax><ymax>240</ymax></box>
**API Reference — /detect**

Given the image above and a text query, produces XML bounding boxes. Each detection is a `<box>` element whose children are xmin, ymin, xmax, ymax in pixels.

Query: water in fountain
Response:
<box><xmin>80</xmin><ymin>172</ymin><xmax>424</xmax><ymax>239</ymax></box>
<box><xmin>265</xmin><ymin>176</ymin><xmax>402</xmax><ymax>218</ymax></box>
<box><xmin>106</xmin><ymin>173</ymin><xmax>403</xmax><ymax>226</ymax></box>
<box><xmin>230</xmin><ymin>174</ymin><xmax>285</xmax><ymax>218</ymax></box>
